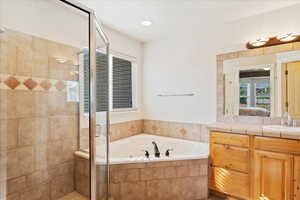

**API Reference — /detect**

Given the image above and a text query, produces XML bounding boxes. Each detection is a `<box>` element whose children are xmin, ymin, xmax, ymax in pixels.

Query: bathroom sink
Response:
<box><xmin>263</xmin><ymin>125</ymin><xmax>300</xmax><ymax>132</ymax></box>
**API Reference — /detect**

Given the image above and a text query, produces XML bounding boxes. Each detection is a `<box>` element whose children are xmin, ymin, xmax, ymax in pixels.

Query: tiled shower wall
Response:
<box><xmin>0</xmin><ymin>29</ymin><xmax>79</xmax><ymax>200</ymax></box>
<box><xmin>107</xmin><ymin>120</ymin><xmax>208</xmax><ymax>143</ymax></box>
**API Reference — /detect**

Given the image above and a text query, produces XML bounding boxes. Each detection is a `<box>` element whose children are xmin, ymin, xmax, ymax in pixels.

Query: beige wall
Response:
<box><xmin>0</xmin><ymin>29</ymin><xmax>79</xmax><ymax>200</ymax></box>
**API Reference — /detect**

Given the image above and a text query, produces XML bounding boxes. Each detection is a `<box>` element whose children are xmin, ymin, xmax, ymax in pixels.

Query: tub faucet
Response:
<box><xmin>152</xmin><ymin>141</ymin><xmax>160</xmax><ymax>158</ymax></box>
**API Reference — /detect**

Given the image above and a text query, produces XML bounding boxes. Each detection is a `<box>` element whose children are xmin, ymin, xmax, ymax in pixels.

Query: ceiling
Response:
<box><xmin>78</xmin><ymin>0</ymin><xmax>300</xmax><ymax>42</ymax></box>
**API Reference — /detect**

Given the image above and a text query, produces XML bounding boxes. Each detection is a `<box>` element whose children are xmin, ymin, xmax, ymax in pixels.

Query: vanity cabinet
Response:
<box><xmin>209</xmin><ymin>131</ymin><xmax>300</xmax><ymax>200</ymax></box>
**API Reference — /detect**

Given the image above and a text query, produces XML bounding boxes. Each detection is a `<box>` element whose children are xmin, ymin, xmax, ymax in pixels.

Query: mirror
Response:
<box><xmin>224</xmin><ymin>50</ymin><xmax>300</xmax><ymax>118</ymax></box>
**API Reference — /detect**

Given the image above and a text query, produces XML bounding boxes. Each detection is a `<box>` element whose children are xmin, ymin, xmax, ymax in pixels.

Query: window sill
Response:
<box><xmin>111</xmin><ymin>108</ymin><xmax>138</xmax><ymax>113</ymax></box>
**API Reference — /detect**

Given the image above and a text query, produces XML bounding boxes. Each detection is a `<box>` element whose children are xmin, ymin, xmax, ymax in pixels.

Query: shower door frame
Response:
<box><xmin>56</xmin><ymin>1</ymin><xmax>110</xmax><ymax>200</ymax></box>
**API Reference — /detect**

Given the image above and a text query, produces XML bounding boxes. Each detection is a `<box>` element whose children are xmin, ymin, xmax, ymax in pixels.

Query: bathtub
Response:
<box><xmin>75</xmin><ymin>133</ymin><xmax>209</xmax><ymax>164</ymax></box>
<box><xmin>74</xmin><ymin>134</ymin><xmax>209</xmax><ymax>200</ymax></box>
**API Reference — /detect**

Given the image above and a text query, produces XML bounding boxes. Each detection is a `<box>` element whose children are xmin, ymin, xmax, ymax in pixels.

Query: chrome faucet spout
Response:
<box><xmin>152</xmin><ymin>141</ymin><xmax>160</xmax><ymax>158</ymax></box>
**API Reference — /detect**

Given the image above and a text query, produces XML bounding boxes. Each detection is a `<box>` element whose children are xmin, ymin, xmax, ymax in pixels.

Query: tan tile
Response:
<box><xmin>25</xmin><ymin>169</ymin><xmax>50</xmax><ymax>188</ymax></box>
<box><xmin>157</xmin><ymin>121</ymin><xmax>170</xmax><ymax>137</ymax></box>
<box><xmin>110</xmin><ymin>183</ymin><xmax>120</xmax><ymax>200</ymax></box>
<box><xmin>16</xmin><ymin>48</ymin><xmax>33</xmax><ymax>76</ymax></box>
<box><xmin>293</xmin><ymin>41</ymin><xmax>300</xmax><ymax>50</ymax></box>
<box><xmin>120</xmin><ymin>181</ymin><xmax>145</xmax><ymax>200</ymax></box>
<box><xmin>50</xmin><ymin>173</ymin><xmax>74</xmax><ymax>200</ymax></box>
<box><xmin>281</xmin><ymin>131</ymin><xmax>300</xmax><ymax>140</ymax></box>
<box><xmin>111</xmin><ymin>169</ymin><xmax>126</xmax><ymax>183</ymax></box>
<box><xmin>18</xmin><ymin>146</ymin><xmax>35</xmax><ymax>176</ymax></box>
<box><xmin>49</xmin><ymin>116</ymin><xmax>66</xmax><ymax>141</ymax></box>
<box><xmin>35</xmin><ymin>144</ymin><xmax>48</xmax><ymax>170</ymax></box>
<box><xmin>7</xmin><ymin>30</ymin><xmax>33</xmax><ymax>52</ymax></box>
<box><xmin>15</xmin><ymin>91</ymin><xmax>34</xmax><ymax>118</ymax></box>
<box><xmin>6</xmin><ymin>193</ymin><xmax>20</xmax><ymax>200</ymax></box>
<box><xmin>31</xmin><ymin>51</ymin><xmax>48</xmax><ymax>78</ymax></box>
<box><xmin>176</xmin><ymin>166</ymin><xmax>190</xmax><ymax>178</ymax></box>
<box><xmin>18</xmin><ymin>118</ymin><xmax>35</xmax><ymax>146</ymax></box>
<box><xmin>143</xmin><ymin>120</ymin><xmax>155</xmax><ymax>134</ymax></box>
<box><xmin>238</xmin><ymin>48</ymin><xmax>264</xmax><ymax>57</ymax></box>
<box><xmin>48</xmin><ymin>57</ymin><xmax>67</xmax><ymax>80</ymax></box>
<box><xmin>7</xmin><ymin>176</ymin><xmax>26</xmax><ymax>195</ymax></box>
<box><xmin>48</xmin><ymin>92</ymin><xmax>66</xmax><ymax>116</ymax></box>
<box><xmin>164</xmin><ymin>166</ymin><xmax>177</xmax><ymax>178</ymax></box>
<box><xmin>264</xmin><ymin>43</ymin><xmax>293</xmax><ymax>54</ymax></box>
<box><xmin>47</xmin><ymin>141</ymin><xmax>63</xmax><ymax>167</ymax></box>
<box><xmin>7</xmin><ymin>146</ymin><xmax>35</xmax><ymax>178</ymax></box>
<box><xmin>217</xmin><ymin>52</ymin><xmax>239</xmax><ymax>61</ymax></box>
<box><xmin>34</xmin><ymin>117</ymin><xmax>49</xmax><ymax>144</ymax></box>
<box><xmin>189</xmin><ymin>165</ymin><xmax>201</xmax><ymax>177</ymax></box>
<box><xmin>0</xmin><ymin>40</ymin><xmax>17</xmax><ymax>75</ymax></box>
<box><xmin>0</xmin><ymin>119</ymin><xmax>19</xmax><ymax>150</ymax></box>
<box><xmin>20</xmin><ymin>182</ymin><xmax>50</xmax><ymax>200</ymax></box>
<box><xmin>146</xmin><ymin>179</ymin><xmax>172</xmax><ymax>200</ymax></box>
<box><xmin>7</xmin><ymin>149</ymin><xmax>19</xmax><ymax>178</ymax></box>
<box><xmin>125</xmin><ymin>169</ymin><xmax>140</xmax><ymax>182</ymax></box>
<box><xmin>61</xmin><ymin>138</ymin><xmax>77</xmax><ymax>162</ymax></box>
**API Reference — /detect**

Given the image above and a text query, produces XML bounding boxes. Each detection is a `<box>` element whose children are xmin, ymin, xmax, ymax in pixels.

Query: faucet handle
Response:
<box><xmin>165</xmin><ymin>149</ymin><xmax>174</xmax><ymax>157</ymax></box>
<box><xmin>142</xmin><ymin>150</ymin><xmax>150</xmax><ymax>158</ymax></box>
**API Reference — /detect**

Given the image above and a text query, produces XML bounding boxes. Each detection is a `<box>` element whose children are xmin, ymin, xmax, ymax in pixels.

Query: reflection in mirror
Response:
<box><xmin>239</xmin><ymin>69</ymin><xmax>271</xmax><ymax>117</ymax></box>
<box><xmin>284</xmin><ymin>61</ymin><xmax>300</xmax><ymax>118</ymax></box>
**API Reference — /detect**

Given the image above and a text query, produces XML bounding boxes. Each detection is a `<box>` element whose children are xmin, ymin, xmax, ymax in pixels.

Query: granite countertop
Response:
<box><xmin>207</xmin><ymin>122</ymin><xmax>300</xmax><ymax>140</ymax></box>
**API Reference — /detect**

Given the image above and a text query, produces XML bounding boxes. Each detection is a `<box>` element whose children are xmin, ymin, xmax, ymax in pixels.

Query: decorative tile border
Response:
<box><xmin>143</xmin><ymin>120</ymin><xmax>208</xmax><ymax>142</ymax></box>
<box><xmin>0</xmin><ymin>73</ymin><xmax>72</xmax><ymax>92</ymax></box>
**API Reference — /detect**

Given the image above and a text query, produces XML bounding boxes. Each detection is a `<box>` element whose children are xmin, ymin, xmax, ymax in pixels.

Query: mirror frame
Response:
<box><xmin>216</xmin><ymin>42</ymin><xmax>300</xmax><ymax>123</ymax></box>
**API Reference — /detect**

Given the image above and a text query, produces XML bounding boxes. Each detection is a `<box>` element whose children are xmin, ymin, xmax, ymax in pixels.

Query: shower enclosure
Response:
<box><xmin>0</xmin><ymin>0</ymin><xmax>109</xmax><ymax>200</ymax></box>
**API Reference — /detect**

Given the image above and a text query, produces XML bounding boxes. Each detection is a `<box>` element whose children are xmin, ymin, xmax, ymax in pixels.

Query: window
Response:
<box><xmin>112</xmin><ymin>57</ymin><xmax>133</xmax><ymax>110</ymax></box>
<box><xmin>81</xmin><ymin>51</ymin><xmax>135</xmax><ymax>113</ymax></box>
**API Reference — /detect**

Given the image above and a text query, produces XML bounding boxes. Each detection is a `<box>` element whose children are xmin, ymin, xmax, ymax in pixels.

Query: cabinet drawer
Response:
<box><xmin>210</xmin><ymin>131</ymin><xmax>249</xmax><ymax>148</ymax></box>
<box><xmin>211</xmin><ymin>144</ymin><xmax>249</xmax><ymax>173</ymax></box>
<box><xmin>209</xmin><ymin>167</ymin><xmax>250</xmax><ymax>200</ymax></box>
<box><xmin>254</xmin><ymin>136</ymin><xmax>300</xmax><ymax>155</ymax></box>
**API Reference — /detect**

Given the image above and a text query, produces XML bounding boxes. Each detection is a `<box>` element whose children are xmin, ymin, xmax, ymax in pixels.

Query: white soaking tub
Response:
<box><xmin>75</xmin><ymin>133</ymin><xmax>209</xmax><ymax>164</ymax></box>
<box><xmin>74</xmin><ymin>134</ymin><xmax>209</xmax><ymax>199</ymax></box>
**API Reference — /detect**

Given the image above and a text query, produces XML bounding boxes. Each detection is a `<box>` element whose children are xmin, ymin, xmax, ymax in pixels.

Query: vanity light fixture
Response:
<box><xmin>247</xmin><ymin>32</ymin><xmax>300</xmax><ymax>49</ymax></box>
<box><xmin>277</xmin><ymin>32</ymin><xmax>300</xmax><ymax>42</ymax></box>
<box><xmin>249</xmin><ymin>38</ymin><xmax>269</xmax><ymax>47</ymax></box>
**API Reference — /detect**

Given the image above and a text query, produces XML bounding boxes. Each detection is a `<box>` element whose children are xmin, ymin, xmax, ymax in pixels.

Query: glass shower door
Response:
<box><xmin>0</xmin><ymin>0</ymin><xmax>109</xmax><ymax>200</ymax></box>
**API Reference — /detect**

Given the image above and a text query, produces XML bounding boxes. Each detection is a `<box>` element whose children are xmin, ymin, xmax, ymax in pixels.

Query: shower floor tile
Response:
<box><xmin>58</xmin><ymin>192</ymin><xmax>88</xmax><ymax>200</ymax></box>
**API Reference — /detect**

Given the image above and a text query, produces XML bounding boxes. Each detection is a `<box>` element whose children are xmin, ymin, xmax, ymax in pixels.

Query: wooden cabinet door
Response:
<box><xmin>294</xmin><ymin>156</ymin><xmax>300</xmax><ymax>199</ymax></box>
<box><xmin>253</xmin><ymin>150</ymin><xmax>292</xmax><ymax>200</ymax></box>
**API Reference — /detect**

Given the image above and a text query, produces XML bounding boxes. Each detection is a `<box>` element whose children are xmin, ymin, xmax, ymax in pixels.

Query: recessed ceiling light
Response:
<box><xmin>141</xmin><ymin>20</ymin><xmax>152</xmax><ymax>27</ymax></box>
